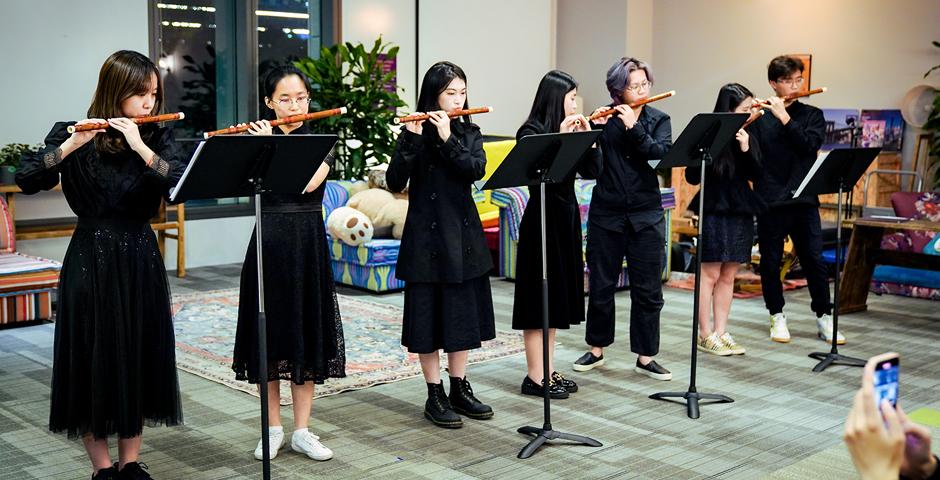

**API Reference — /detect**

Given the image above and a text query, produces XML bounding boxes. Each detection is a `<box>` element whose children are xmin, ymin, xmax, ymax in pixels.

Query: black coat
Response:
<box><xmin>386</xmin><ymin>121</ymin><xmax>492</xmax><ymax>283</ymax></box>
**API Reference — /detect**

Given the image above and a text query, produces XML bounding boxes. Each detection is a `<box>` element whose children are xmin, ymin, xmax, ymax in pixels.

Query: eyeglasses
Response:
<box><xmin>275</xmin><ymin>95</ymin><xmax>310</xmax><ymax>107</ymax></box>
<box><xmin>625</xmin><ymin>80</ymin><xmax>652</xmax><ymax>93</ymax></box>
<box><xmin>775</xmin><ymin>77</ymin><xmax>804</xmax><ymax>87</ymax></box>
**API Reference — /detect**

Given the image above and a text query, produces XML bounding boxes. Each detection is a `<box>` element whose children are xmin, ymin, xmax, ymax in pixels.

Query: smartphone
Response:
<box><xmin>867</xmin><ymin>352</ymin><xmax>900</xmax><ymax>408</ymax></box>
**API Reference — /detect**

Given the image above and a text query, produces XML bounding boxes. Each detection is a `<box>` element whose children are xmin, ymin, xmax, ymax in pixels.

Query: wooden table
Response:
<box><xmin>839</xmin><ymin>217</ymin><xmax>940</xmax><ymax>313</ymax></box>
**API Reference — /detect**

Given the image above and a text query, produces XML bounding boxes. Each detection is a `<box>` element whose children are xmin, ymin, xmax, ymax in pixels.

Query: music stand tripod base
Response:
<box><xmin>517</xmin><ymin>425</ymin><xmax>603</xmax><ymax>459</ymax></box>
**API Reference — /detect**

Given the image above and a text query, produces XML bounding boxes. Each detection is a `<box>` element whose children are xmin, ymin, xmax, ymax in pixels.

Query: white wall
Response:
<box><xmin>0</xmin><ymin>0</ymin><xmax>149</xmax><ymax>221</ymax></box>
<box><xmin>651</xmin><ymin>0</ymin><xmax>940</xmax><ymax>173</ymax></box>
<box><xmin>341</xmin><ymin>0</ymin><xmax>418</xmax><ymax>110</ymax></box>
<box><xmin>556</xmin><ymin>0</ymin><xmax>625</xmax><ymax>112</ymax></box>
<box><xmin>1</xmin><ymin>0</ymin><xmax>256</xmax><ymax>269</ymax></box>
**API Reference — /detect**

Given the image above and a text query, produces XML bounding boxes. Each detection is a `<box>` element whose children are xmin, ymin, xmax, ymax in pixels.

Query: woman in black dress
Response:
<box><xmin>386</xmin><ymin>61</ymin><xmax>495</xmax><ymax>429</ymax></box>
<box><xmin>512</xmin><ymin>70</ymin><xmax>601</xmax><ymax>399</ymax></box>
<box><xmin>232</xmin><ymin>66</ymin><xmax>345</xmax><ymax>462</ymax></box>
<box><xmin>17</xmin><ymin>50</ymin><xmax>184</xmax><ymax>480</ymax></box>
<box><xmin>685</xmin><ymin>83</ymin><xmax>765</xmax><ymax>356</ymax></box>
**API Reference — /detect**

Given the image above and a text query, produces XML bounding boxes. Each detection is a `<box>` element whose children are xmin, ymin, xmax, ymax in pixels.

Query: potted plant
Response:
<box><xmin>295</xmin><ymin>37</ymin><xmax>407</xmax><ymax>180</ymax></box>
<box><xmin>0</xmin><ymin>143</ymin><xmax>39</xmax><ymax>185</ymax></box>
<box><xmin>923</xmin><ymin>40</ymin><xmax>940</xmax><ymax>190</ymax></box>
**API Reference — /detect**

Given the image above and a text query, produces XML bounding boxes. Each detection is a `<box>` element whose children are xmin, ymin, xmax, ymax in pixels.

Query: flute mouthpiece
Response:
<box><xmin>178</xmin><ymin>112</ymin><xmax>186</xmax><ymax>120</ymax></box>
<box><xmin>820</xmin><ymin>87</ymin><xmax>828</xmax><ymax>92</ymax></box>
<box><xmin>203</xmin><ymin>132</ymin><xmax>211</xmax><ymax>139</ymax></box>
<box><xmin>393</xmin><ymin>117</ymin><xmax>402</xmax><ymax>124</ymax></box>
<box><xmin>67</xmin><ymin>125</ymin><xmax>76</xmax><ymax>134</ymax></box>
<box><xmin>339</xmin><ymin>107</ymin><xmax>348</xmax><ymax>114</ymax></box>
<box><xmin>485</xmin><ymin>106</ymin><xmax>493</xmax><ymax>112</ymax></box>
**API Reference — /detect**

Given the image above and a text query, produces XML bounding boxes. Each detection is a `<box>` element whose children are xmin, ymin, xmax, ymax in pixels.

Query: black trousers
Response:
<box><xmin>584</xmin><ymin>213</ymin><xmax>664</xmax><ymax>356</ymax></box>
<box><xmin>757</xmin><ymin>204</ymin><xmax>832</xmax><ymax>317</ymax></box>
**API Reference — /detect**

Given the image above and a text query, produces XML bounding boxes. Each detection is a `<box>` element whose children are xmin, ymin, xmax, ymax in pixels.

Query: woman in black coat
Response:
<box><xmin>386</xmin><ymin>61</ymin><xmax>495</xmax><ymax>429</ymax></box>
<box><xmin>512</xmin><ymin>70</ymin><xmax>602</xmax><ymax>400</ymax></box>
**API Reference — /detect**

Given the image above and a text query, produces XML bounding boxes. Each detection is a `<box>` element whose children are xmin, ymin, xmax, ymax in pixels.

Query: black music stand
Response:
<box><xmin>647</xmin><ymin>112</ymin><xmax>748</xmax><ymax>419</ymax></box>
<box><xmin>171</xmin><ymin>133</ymin><xmax>338</xmax><ymax>480</ymax></box>
<box><xmin>793</xmin><ymin>147</ymin><xmax>880</xmax><ymax>372</ymax></box>
<box><xmin>477</xmin><ymin>129</ymin><xmax>603</xmax><ymax>459</ymax></box>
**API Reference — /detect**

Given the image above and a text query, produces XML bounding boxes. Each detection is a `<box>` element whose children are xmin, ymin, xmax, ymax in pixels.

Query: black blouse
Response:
<box><xmin>684</xmin><ymin>136</ymin><xmax>767</xmax><ymax>216</ymax></box>
<box><xmin>260</xmin><ymin>123</ymin><xmax>336</xmax><ymax>212</ymax></box>
<box><xmin>16</xmin><ymin>122</ymin><xmax>186</xmax><ymax>221</ymax></box>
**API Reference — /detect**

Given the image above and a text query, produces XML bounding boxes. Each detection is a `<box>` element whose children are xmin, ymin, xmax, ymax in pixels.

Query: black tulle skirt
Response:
<box><xmin>232</xmin><ymin>210</ymin><xmax>346</xmax><ymax>384</ymax></box>
<box><xmin>49</xmin><ymin>218</ymin><xmax>183</xmax><ymax>439</ymax></box>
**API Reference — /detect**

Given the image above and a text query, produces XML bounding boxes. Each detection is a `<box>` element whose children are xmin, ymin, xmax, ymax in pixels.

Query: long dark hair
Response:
<box><xmin>88</xmin><ymin>50</ymin><xmax>162</xmax><ymax>154</ymax></box>
<box><xmin>259</xmin><ymin>65</ymin><xmax>312</xmax><ymax>120</ymax></box>
<box><xmin>415</xmin><ymin>61</ymin><xmax>470</xmax><ymax>125</ymax></box>
<box><xmin>711</xmin><ymin>83</ymin><xmax>754</xmax><ymax>177</ymax></box>
<box><xmin>519</xmin><ymin>70</ymin><xmax>578</xmax><ymax>136</ymax></box>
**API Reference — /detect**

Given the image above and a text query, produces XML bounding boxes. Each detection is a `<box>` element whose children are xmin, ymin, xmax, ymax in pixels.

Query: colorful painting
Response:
<box><xmin>822</xmin><ymin>109</ymin><xmax>860</xmax><ymax>150</ymax></box>
<box><xmin>860</xmin><ymin>109</ymin><xmax>904</xmax><ymax>152</ymax></box>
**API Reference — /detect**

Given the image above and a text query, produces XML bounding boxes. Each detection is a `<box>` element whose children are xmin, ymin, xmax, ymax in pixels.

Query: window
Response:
<box><xmin>149</xmin><ymin>0</ymin><xmax>332</xmax><ymax>218</ymax></box>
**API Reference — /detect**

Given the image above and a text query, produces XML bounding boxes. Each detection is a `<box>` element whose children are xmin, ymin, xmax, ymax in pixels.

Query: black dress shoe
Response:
<box><xmin>521</xmin><ymin>375</ymin><xmax>569</xmax><ymax>399</ymax></box>
<box><xmin>118</xmin><ymin>462</ymin><xmax>153</xmax><ymax>480</ymax></box>
<box><xmin>634</xmin><ymin>359</ymin><xmax>672</xmax><ymax>381</ymax></box>
<box><xmin>551</xmin><ymin>371</ymin><xmax>578</xmax><ymax>393</ymax></box>
<box><xmin>449</xmin><ymin>376</ymin><xmax>494</xmax><ymax>420</ymax></box>
<box><xmin>572</xmin><ymin>351</ymin><xmax>605</xmax><ymax>372</ymax></box>
<box><xmin>424</xmin><ymin>381</ymin><xmax>463</xmax><ymax>428</ymax></box>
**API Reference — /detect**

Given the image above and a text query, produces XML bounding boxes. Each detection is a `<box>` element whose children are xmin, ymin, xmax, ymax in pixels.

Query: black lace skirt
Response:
<box><xmin>49</xmin><ymin>218</ymin><xmax>183</xmax><ymax>439</ymax></box>
<box><xmin>700</xmin><ymin>213</ymin><xmax>754</xmax><ymax>263</ymax></box>
<box><xmin>233</xmin><ymin>210</ymin><xmax>346</xmax><ymax>384</ymax></box>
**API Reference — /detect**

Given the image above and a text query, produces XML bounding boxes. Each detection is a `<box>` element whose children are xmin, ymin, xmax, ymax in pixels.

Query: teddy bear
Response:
<box><xmin>326</xmin><ymin>206</ymin><xmax>374</xmax><ymax>246</ymax></box>
<box><xmin>373</xmin><ymin>198</ymin><xmax>409</xmax><ymax>240</ymax></box>
<box><xmin>348</xmin><ymin>188</ymin><xmax>397</xmax><ymax>238</ymax></box>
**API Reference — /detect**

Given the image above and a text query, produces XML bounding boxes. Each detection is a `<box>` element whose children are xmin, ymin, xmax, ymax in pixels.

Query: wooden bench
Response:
<box><xmin>0</xmin><ymin>185</ymin><xmax>186</xmax><ymax>278</ymax></box>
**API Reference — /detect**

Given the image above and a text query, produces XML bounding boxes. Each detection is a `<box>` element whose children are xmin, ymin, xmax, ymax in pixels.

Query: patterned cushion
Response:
<box><xmin>0</xmin><ymin>196</ymin><xmax>14</xmax><ymax>253</ymax></box>
<box><xmin>327</xmin><ymin>237</ymin><xmax>399</xmax><ymax>266</ymax></box>
<box><xmin>890</xmin><ymin>192</ymin><xmax>939</xmax><ymax>252</ymax></box>
<box><xmin>323</xmin><ymin>181</ymin><xmax>352</xmax><ymax>220</ymax></box>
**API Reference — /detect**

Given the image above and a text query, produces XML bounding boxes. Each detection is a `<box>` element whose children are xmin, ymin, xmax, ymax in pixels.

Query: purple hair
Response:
<box><xmin>606</xmin><ymin>57</ymin><xmax>655</xmax><ymax>104</ymax></box>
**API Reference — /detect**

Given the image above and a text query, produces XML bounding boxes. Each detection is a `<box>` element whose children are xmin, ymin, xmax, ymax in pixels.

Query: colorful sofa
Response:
<box><xmin>0</xmin><ymin>197</ymin><xmax>61</xmax><ymax>326</ymax></box>
<box><xmin>870</xmin><ymin>191</ymin><xmax>940</xmax><ymax>300</ymax></box>
<box><xmin>491</xmin><ymin>180</ymin><xmax>675</xmax><ymax>288</ymax></box>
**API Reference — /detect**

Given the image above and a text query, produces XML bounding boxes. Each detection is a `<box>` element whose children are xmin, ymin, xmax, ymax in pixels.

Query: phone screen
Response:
<box><xmin>873</xmin><ymin>357</ymin><xmax>899</xmax><ymax>407</ymax></box>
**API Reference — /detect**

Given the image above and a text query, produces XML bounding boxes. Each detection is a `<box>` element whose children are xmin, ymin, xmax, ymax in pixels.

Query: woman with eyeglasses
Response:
<box><xmin>232</xmin><ymin>65</ymin><xmax>346</xmax><ymax>463</ymax></box>
<box><xmin>572</xmin><ymin>57</ymin><xmax>674</xmax><ymax>382</ymax></box>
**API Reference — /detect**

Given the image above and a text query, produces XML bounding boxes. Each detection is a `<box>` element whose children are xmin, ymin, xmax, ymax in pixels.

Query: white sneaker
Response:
<box><xmin>253</xmin><ymin>426</ymin><xmax>285</xmax><ymax>460</ymax></box>
<box><xmin>816</xmin><ymin>314</ymin><xmax>846</xmax><ymax>345</ymax></box>
<box><xmin>291</xmin><ymin>429</ymin><xmax>333</xmax><ymax>461</ymax></box>
<box><xmin>770</xmin><ymin>313</ymin><xmax>790</xmax><ymax>343</ymax></box>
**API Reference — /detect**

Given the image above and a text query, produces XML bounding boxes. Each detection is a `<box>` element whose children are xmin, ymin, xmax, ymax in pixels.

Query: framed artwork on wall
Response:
<box><xmin>788</xmin><ymin>53</ymin><xmax>812</xmax><ymax>94</ymax></box>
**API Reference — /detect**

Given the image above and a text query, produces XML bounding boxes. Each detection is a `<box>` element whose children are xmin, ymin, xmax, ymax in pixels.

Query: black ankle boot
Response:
<box><xmin>118</xmin><ymin>462</ymin><xmax>153</xmax><ymax>480</ymax></box>
<box><xmin>424</xmin><ymin>381</ymin><xmax>462</xmax><ymax>428</ymax></box>
<box><xmin>449</xmin><ymin>376</ymin><xmax>494</xmax><ymax>420</ymax></box>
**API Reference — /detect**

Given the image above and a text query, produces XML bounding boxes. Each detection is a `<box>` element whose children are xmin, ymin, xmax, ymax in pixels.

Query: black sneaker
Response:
<box><xmin>449</xmin><ymin>376</ymin><xmax>494</xmax><ymax>420</ymax></box>
<box><xmin>521</xmin><ymin>375</ymin><xmax>569</xmax><ymax>399</ymax></box>
<box><xmin>92</xmin><ymin>465</ymin><xmax>120</xmax><ymax>480</ymax></box>
<box><xmin>424</xmin><ymin>381</ymin><xmax>462</xmax><ymax>428</ymax></box>
<box><xmin>634</xmin><ymin>359</ymin><xmax>672</xmax><ymax>381</ymax></box>
<box><xmin>572</xmin><ymin>352</ymin><xmax>605</xmax><ymax>372</ymax></box>
<box><xmin>118</xmin><ymin>462</ymin><xmax>153</xmax><ymax>480</ymax></box>
<box><xmin>551</xmin><ymin>371</ymin><xmax>578</xmax><ymax>393</ymax></box>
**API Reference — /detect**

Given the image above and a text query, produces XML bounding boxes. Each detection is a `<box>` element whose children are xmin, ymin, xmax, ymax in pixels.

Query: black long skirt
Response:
<box><xmin>401</xmin><ymin>275</ymin><xmax>496</xmax><ymax>354</ymax></box>
<box><xmin>49</xmin><ymin>218</ymin><xmax>183</xmax><ymax>439</ymax></box>
<box><xmin>232</xmin><ymin>211</ymin><xmax>346</xmax><ymax>384</ymax></box>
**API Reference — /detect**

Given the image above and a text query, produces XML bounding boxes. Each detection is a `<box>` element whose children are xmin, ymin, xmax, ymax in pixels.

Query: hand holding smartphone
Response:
<box><xmin>866</xmin><ymin>352</ymin><xmax>900</xmax><ymax>409</ymax></box>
